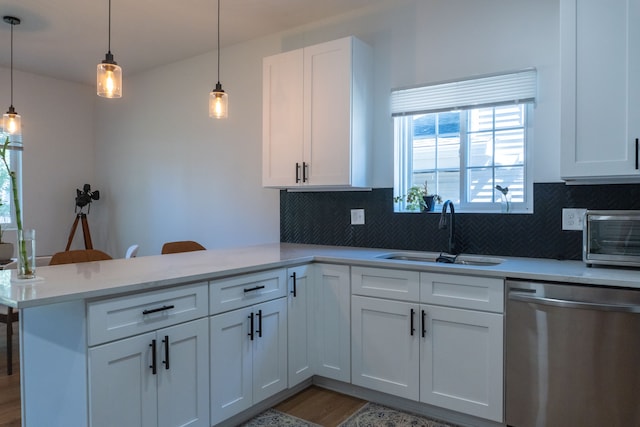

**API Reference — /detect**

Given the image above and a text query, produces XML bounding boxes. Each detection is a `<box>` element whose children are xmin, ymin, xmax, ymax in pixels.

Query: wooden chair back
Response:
<box><xmin>161</xmin><ymin>240</ymin><xmax>206</xmax><ymax>255</ymax></box>
<box><xmin>49</xmin><ymin>249</ymin><xmax>113</xmax><ymax>265</ymax></box>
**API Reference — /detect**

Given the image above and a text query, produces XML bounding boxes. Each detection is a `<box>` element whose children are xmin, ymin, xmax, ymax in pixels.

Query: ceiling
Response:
<box><xmin>0</xmin><ymin>0</ymin><xmax>387</xmax><ymax>86</ymax></box>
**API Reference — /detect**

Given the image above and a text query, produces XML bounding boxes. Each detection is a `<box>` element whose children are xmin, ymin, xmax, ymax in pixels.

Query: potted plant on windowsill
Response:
<box><xmin>394</xmin><ymin>180</ymin><xmax>442</xmax><ymax>212</ymax></box>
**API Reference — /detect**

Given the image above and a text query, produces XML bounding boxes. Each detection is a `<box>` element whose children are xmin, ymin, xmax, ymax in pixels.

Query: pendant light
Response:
<box><xmin>209</xmin><ymin>0</ymin><xmax>228</xmax><ymax>119</ymax></box>
<box><xmin>3</xmin><ymin>16</ymin><xmax>21</xmax><ymax>137</ymax></box>
<box><xmin>97</xmin><ymin>0</ymin><xmax>122</xmax><ymax>98</ymax></box>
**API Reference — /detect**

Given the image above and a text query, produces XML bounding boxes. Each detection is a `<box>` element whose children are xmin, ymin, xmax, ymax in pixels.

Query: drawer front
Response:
<box><xmin>351</xmin><ymin>266</ymin><xmax>419</xmax><ymax>301</ymax></box>
<box><xmin>210</xmin><ymin>268</ymin><xmax>287</xmax><ymax>314</ymax></box>
<box><xmin>420</xmin><ymin>273</ymin><xmax>504</xmax><ymax>313</ymax></box>
<box><xmin>88</xmin><ymin>282</ymin><xmax>208</xmax><ymax>346</ymax></box>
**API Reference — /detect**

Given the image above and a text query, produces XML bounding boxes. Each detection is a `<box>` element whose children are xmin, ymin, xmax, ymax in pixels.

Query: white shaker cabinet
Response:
<box><xmin>210</xmin><ymin>297</ymin><xmax>288</xmax><ymax>425</ymax></box>
<box><xmin>313</xmin><ymin>264</ymin><xmax>351</xmax><ymax>382</ymax></box>
<box><xmin>87</xmin><ymin>282</ymin><xmax>210</xmax><ymax>427</ymax></box>
<box><xmin>560</xmin><ymin>0</ymin><xmax>640</xmax><ymax>181</ymax></box>
<box><xmin>89</xmin><ymin>318</ymin><xmax>209</xmax><ymax>427</ymax></box>
<box><xmin>262</xmin><ymin>36</ymin><xmax>372</xmax><ymax>188</ymax></box>
<box><xmin>287</xmin><ymin>265</ymin><xmax>314</xmax><ymax>386</ymax></box>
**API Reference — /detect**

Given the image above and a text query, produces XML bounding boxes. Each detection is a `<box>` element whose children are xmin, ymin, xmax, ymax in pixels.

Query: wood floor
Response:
<box><xmin>0</xmin><ymin>325</ymin><xmax>363</xmax><ymax>427</ymax></box>
<box><xmin>275</xmin><ymin>386</ymin><xmax>366</xmax><ymax>427</ymax></box>
<box><xmin>0</xmin><ymin>320</ymin><xmax>21</xmax><ymax>427</ymax></box>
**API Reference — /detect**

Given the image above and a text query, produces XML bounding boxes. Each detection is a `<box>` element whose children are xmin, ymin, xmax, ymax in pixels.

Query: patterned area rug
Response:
<box><xmin>338</xmin><ymin>402</ymin><xmax>459</xmax><ymax>427</ymax></box>
<box><xmin>241</xmin><ymin>408</ymin><xmax>322</xmax><ymax>427</ymax></box>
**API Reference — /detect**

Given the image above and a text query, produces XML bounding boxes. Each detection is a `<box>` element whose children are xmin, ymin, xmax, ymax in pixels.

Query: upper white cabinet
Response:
<box><xmin>560</xmin><ymin>0</ymin><xmax>640</xmax><ymax>181</ymax></box>
<box><xmin>263</xmin><ymin>36</ymin><xmax>372</xmax><ymax>188</ymax></box>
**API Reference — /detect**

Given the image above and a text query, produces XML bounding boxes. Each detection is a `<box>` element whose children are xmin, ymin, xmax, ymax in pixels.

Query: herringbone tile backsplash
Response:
<box><xmin>280</xmin><ymin>183</ymin><xmax>640</xmax><ymax>260</ymax></box>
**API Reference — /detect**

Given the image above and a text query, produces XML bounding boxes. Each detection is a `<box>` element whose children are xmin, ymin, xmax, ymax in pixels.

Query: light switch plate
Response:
<box><xmin>351</xmin><ymin>209</ymin><xmax>365</xmax><ymax>225</ymax></box>
<box><xmin>562</xmin><ymin>208</ymin><xmax>586</xmax><ymax>231</ymax></box>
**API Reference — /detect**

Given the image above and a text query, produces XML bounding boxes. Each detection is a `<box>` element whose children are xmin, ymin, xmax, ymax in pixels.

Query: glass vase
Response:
<box><xmin>17</xmin><ymin>228</ymin><xmax>35</xmax><ymax>279</ymax></box>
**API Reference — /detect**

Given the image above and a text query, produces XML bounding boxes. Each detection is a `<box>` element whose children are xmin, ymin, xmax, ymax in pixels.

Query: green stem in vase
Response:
<box><xmin>1</xmin><ymin>137</ymin><xmax>31</xmax><ymax>276</ymax></box>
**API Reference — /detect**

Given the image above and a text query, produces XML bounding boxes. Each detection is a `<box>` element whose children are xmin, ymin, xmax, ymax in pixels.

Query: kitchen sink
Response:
<box><xmin>377</xmin><ymin>252</ymin><xmax>505</xmax><ymax>266</ymax></box>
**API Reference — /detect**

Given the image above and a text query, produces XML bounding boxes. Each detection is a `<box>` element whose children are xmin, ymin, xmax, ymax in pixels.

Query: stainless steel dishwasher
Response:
<box><xmin>506</xmin><ymin>279</ymin><xmax>640</xmax><ymax>427</ymax></box>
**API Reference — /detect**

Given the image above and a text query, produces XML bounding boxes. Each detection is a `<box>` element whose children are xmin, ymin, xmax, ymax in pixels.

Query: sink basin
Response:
<box><xmin>377</xmin><ymin>252</ymin><xmax>504</xmax><ymax>266</ymax></box>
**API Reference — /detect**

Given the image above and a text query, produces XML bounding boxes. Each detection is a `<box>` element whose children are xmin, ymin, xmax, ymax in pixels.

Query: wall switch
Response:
<box><xmin>562</xmin><ymin>208</ymin><xmax>587</xmax><ymax>231</ymax></box>
<box><xmin>351</xmin><ymin>209</ymin><xmax>365</xmax><ymax>225</ymax></box>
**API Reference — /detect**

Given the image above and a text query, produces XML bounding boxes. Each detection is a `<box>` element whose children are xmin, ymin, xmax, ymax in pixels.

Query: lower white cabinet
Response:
<box><xmin>89</xmin><ymin>318</ymin><xmax>210</xmax><ymax>427</ymax></box>
<box><xmin>351</xmin><ymin>296</ymin><xmax>419</xmax><ymax>399</ymax></box>
<box><xmin>313</xmin><ymin>264</ymin><xmax>351</xmax><ymax>382</ymax></box>
<box><xmin>287</xmin><ymin>265</ymin><xmax>314</xmax><ymax>386</ymax></box>
<box><xmin>351</xmin><ymin>267</ymin><xmax>504</xmax><ymax>423</ymax></box>
<box><xmin>420</xmin><ymin>304</ymin><xmax>503</xmax><ymax>421</ymax></box>
<box><xmin>210</xmin><ymin>297</ymin><xmax>288</xmax><ymax>425</ymax></box>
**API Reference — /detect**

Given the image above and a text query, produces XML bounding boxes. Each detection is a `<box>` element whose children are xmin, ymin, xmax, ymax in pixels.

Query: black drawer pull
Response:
<box><xmin>256</xmin><ymin>309</ymin><xmax>263</xmax><ymax>338</ymax></box>
<box><xmin>143</xmin><ymin>305</ymin><xmax>175</xmax><ymax>315</ymax></box>
<box><xmin>290</xmin><ymin>272</ymin><xmax>297</xmax><ymax>297</ymax></box>
<box><xmin>302</xmin><ymin>162</ymin><xmax>308</xmax><ymax>182</ymax></box>
<box><xmin>248</xmin><ymin>312</ymin><xmax>255</xmax><ymax>341</ymax></box>
<box><xmin>636</xmin><ymin>138</ymin><xmax>639</xmax><ymax>170</ymax></box>
<box><xmin>162</xmin><ymin>335</ymin><xmax>170</xmax><ymax>370</ymax></box>
<box><xmin>410</xmin><ymin>308</ymin><xmax>415</xmax><ymax>336</ymax></box>
<box><xmin>243</xmin><ymin>285</ymin><xmax>265</xmax><ymax>293</ymax></box>
<box><xmin>421</xmin><ymin>310</ymin><xmax>427</xmax><ymax>338</ymax></box>
<box><xmin>149</xmin><ymin>339</ymin><xmax>157</xmax><ymax>375</ymax></box>
<box><xmin>295</xmin><ymin>163</ymin><xmax>301</xmax><ymax>183</ymax></box>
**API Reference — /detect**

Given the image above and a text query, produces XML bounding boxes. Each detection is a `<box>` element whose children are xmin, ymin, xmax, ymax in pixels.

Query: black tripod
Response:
<box><xmin>65</xmin><ymin>212</ymin><xmax>93</xmax><ymax>250</ymax></box>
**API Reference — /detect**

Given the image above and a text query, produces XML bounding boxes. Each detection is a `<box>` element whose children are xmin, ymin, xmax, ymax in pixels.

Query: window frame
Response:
<box><xmin>392</xmin><ymin>69</ymin><xmax>536</xmax><ymax>214</ymax></box>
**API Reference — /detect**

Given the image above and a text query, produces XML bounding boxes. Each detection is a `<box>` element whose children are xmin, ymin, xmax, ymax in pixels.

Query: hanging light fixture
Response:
<box><xmin>3</xmin><ymin>16</ymin><xmax>21</xmax><ymax>137</ymax></box>
<box><xmin>97</xmin><ymin>0</ymin><xmax>122</xmax><ymax>98</ymax></box>
<box><xmin>209</xmin><ymin>0</ymin><xmax>228</xmax><ymax>119</ymax></box>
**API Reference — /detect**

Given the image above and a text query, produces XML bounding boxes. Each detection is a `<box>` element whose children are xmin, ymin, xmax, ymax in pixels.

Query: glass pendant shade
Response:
<box><xmin>97</xmin><ymin>59</ymin><xmax>122</xmax><ymax>98</ymax></box>
<box><xmin>209</xmin><ymin>83</ymin><xmax>228</xmax><ymax>119</ymax></box>
<box><xmin>3</xmin><ymin>109</ymin><xmax>20</xmax><ymax>136</ymax></box>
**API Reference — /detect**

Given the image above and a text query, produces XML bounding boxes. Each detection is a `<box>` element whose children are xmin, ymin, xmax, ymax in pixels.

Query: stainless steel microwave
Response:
<box><xmin>584</xmin><ymin>210</ymin><xmax>640</xmax><ymax>268</ymax></box>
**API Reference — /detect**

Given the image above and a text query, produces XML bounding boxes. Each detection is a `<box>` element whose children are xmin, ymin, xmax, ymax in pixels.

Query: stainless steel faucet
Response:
<box><xmin>438</xmin><ymin>200</ymin><xmax>457</xmax><ymax>257</ymax></box>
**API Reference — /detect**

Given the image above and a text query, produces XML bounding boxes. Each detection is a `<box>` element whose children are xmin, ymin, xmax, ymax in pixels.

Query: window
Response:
<box><xmin>392</xmin><ymin>69</ymin><xmax>536</xmax><ymax>213</ymax></box>
<box><xmin>0</xmin><ymin>132</ymin><xmax>22</xmax><ymax>230</ymax></box>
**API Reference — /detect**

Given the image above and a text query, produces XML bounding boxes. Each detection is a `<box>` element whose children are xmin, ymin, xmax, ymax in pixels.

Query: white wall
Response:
<box><xmin>0</xmin><ymin>67</ymin><xmax>96</xmax><ymax>256</ymax></box>
<box><xmin>95</xmin><ymin>0</ymin><xmax>561</xmax><ymax>257</ymax></box>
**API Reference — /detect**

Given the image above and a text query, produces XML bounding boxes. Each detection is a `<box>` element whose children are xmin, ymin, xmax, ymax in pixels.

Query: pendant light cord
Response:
<box><xmin>9</xmin><ymin>20</ymin><xmax>13</xmax><ymax>107</ymax></box>
<box><xmin>217</xmin><ymin>0</ymin><xmax>220</xmax><ymax>84</ymax></box>
<box><xmin>107</xmin><ymin>0</ymin><xmax>112</xmax><ymax>54</ymax></box>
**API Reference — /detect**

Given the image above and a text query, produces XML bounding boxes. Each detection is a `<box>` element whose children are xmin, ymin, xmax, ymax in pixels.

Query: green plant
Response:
<box><xmin>394</xmin><ymin>181</ymin><xmax>442</xmax><ymax>211</ymax></box>
<box><xmin>1</xmin><ymin>136</ymin><xmax>31</xmax><ymax>276</ymax></box>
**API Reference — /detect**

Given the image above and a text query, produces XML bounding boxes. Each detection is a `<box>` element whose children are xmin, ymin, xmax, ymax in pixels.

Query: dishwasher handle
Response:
<box><xmin>508</xmin><ymin>292</ymin><xmax>640</xmax><ymax>313</ymax></box>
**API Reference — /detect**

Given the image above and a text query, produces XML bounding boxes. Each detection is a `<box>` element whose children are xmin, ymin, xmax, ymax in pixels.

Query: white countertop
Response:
<box><xmin>1</xmin><ymin>243</ymin><xmax>638</xmax><ymax>308</ymax></box>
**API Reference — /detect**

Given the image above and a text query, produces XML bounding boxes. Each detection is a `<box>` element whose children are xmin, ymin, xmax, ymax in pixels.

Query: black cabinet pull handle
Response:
<box><xmin>162</xmin><ymin>335</ymin><xmax>170</xmax><ymax>370</ymax></box>
<box><xmin>248</xmin><ymin>312</ymin><xmax>255</xmax><ymax>341</ymax></box>
<box><xmin>421</xmin><ymin>310</ymin><xmax>427</xmax><ymax>338</ymax></box>
<box><xmin>290</xmin><ymin>272</ymin><xmax>297</xmax><ymax>297</ymax></box>
<box><xmin>244</xmin><ymin>285</ymin><xmax>265</xmax><ymax>293</ymax></box>
<box><xmin>295</xmin><ymin>162</ymin><xmax>301</xmax><ymax>183</ymax></box>
<box><xmin>302</xmin><ymin>162</ymin><xmax>308</xmax><ymax>182</ymax></box>
<box><xmin>635</xmin><ymin>138</ymin><xmax>639</xmax><ymax>170</ymax></box>
<box><xmin>256</xmin><ymin>309</ymin><xmax>263</xmax><ymax>338</ymax></box>
<box><xmin>410</xmin><ymin>309</ymin><xmax>415</xmax><ymax>336</ymax></box>
<box><xmin>143</xmin><ymin>305</ymin><xmax>175</xmax><ymax>315</ymax></box>
<box><xmin>149</xmin><ymin>339</ymin><xmax>157</xmax><ymax>375</ymax></box>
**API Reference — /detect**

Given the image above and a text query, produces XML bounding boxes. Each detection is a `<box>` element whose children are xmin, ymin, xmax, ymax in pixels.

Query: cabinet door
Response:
<box><xmin>351</xmin><ymin>296</ymin><xmax>419</xmax><ymax>400</ymax></box>
<box><xmin>157</xmin><ymin>318</ymin><xmax>209</xmax><ymax>427</ymax></box>
<box><xmin>253</xmin><ymin>298</ymin><xmax>288</xmax><ymax>403</ymax></box>
<box><xmin>420</xmin><ymin>305</ymin><xmax>503</xmax><ymax>422</ymax></box>
<box><xmin>89</xmin><ymin>332</ymin><xmax>157</xmax><ymax>427</ymax></box>
<box><xmin>561</xmin><ymin>0</ymin><xmax>640</xmax><ymax>179</ymax></box>
<box><xmin>262</xmin><ymin>49</ymin><xmax>304</xmax><ymax>187</ymax></box>
<box><xmin>303</xmin><ymin>37</ymin><xmax>353</xmax><ymax>186</ymax></box>
<box><xmin>314</xmin><ymin>264</ymin><xmax>351</xmax><ymax>382</ymax></box>
<box><xmin>287</xmin><ymin>265</ymin><xmax>314</xmax><ymax>386</ymax></box>
<box><xmin>210</xmin><ymin>308</ymin><xmax>253</xmax><ymax>425</ymax></box>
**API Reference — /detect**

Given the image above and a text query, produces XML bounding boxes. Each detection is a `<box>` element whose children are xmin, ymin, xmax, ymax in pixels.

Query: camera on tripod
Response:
<box><xmin>75</xmin><ymin>184</ymin><xmax>100</xmax><ymax>213</ymax></box>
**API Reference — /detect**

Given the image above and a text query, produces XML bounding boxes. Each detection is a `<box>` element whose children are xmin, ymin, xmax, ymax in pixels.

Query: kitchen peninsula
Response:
<box><xmin>3</xmin><ymin>243</ymin><xmax>639</xmax><ymax>427</ymax></box>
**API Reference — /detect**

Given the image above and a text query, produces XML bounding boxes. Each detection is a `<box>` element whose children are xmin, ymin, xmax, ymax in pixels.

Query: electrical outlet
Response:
<box><xmin>351</xmin><ymin>209</ymin><xmax>365</xmax><ymax>225</ymax></box>
<box><xmin>562</xmin><ymin>208</ymin><xmax>587</xmax><ymax>231</ymax></box>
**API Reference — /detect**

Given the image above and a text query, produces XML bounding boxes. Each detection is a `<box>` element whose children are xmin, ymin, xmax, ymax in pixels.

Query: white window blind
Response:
<box><xmin>391</xmin><ymin>68</ymin><xmax>537</xmax><ymax>116</ymax></box>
